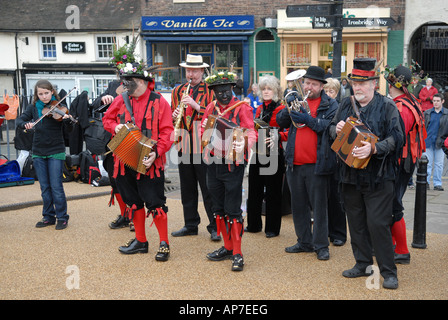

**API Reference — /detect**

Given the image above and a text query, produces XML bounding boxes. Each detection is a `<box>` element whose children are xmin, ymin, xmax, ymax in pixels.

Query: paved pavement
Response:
<box><xmin>1</xmin><ymin>160</ymin><xmax>448</xmax><ymax>303</ymax></box>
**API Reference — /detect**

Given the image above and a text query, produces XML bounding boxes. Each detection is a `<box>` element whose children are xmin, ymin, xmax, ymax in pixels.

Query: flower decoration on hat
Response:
<box><xmin>109</xmin><ymin>35</ymin><xmax>154</xmax><ymax>80</ymax></box>
<box><xmin>204</xmin><ymin>62</ymin><xmax>237</xmax><ymax>87</ymax></box>
<box><xmin>383</xmin><ymin>64</ymin><xmax>413</xmax><ymax>90</ymax></box>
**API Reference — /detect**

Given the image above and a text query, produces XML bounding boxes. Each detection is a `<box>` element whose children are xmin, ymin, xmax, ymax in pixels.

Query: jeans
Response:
<box><xmin>33</xmin><ymin>157</ymin><xmax>69</xmax><ymax>222</ymax></box>
<box><xmin>424</xmin><ymin>148</ymin><xmax>444</xmax><ymax>187</ymax></box>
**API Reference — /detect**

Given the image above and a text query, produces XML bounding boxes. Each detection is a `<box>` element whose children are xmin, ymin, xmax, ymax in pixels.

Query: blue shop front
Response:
<box><xmin>141</xmin><ymin>15</ymin><xmax>254</xmax><ymax>97</ymax></box>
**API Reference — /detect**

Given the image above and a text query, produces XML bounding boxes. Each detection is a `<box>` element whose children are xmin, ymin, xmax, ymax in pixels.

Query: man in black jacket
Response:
<box><xmin>276</xmin><ymin>66</ymin><xmax>338</xmax><ymax>261</ymax></box>
<box><xmin>329</xmin><ymin>58</ymin><xmax>405</xmax><ymax>289</ymax></box>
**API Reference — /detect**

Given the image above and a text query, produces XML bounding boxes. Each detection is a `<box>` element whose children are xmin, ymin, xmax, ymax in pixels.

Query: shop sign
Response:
<box><xmin>62</xmin><ymin>42</ymin><xmax>85</xmax><ymax>53</ymax></box>
<box><xmin>142</xmin><ymin>15</ymin><xmax>254</xmax><ymax>31</ymax></box>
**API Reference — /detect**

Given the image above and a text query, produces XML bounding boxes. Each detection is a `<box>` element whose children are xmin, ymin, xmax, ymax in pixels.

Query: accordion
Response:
<box><xmin>331</xmin><ymin>117</ymin><xmax>378</xmax><ymax>169</ymax></box>
<box><xmin>107</xmin><ymin>123</ymin><xmax>157</xmax><ymax>174</ymax></box>
<box><xmin>254</xmin><ymin>118</ymin><xmax>273</xmax><ymax>156</ymax></box>
<box><xmin>202</xmin><ymin>115</ymin><xmax>246</xmax><ymax>162</ymax></box>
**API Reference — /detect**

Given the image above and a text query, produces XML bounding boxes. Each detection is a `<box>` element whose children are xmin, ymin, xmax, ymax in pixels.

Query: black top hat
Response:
<box><xmin>303</xmin><ymin>66</ymin><xmax>327</xmax><ymax>84</ymax></box>
<box><xmin>348</xmin><ymin>58</ymin><xmax>379</xmax><ymax>81</ymax></box>
<box><xmin>384</xmin><ymin>65</ymin><xmax>412</xmax><ymax>91</ymax></box>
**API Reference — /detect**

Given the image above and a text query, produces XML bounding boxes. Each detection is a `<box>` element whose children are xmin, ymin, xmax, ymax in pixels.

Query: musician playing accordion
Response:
<box><xmin>329</xmin><ymin>58</ymin><xmax>405</xmax><ymax>289</ymax></box>
<box><xmin>200</xmin><ymin>69</ymin><xmax>257</xmax><ymax>271</ymax></box>
<box><xmin>102</xmin><ymin>60</ymin><xmax>174</xmax><ymax>261</ymax></box>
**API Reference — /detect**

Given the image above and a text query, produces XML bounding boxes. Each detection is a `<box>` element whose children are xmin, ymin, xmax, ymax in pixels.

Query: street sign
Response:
<box><xmin>342</xmin><ymin>17</ymin><xmax>395</xmax><ymax>28</ymax></box>
<box><xmin>62</xmin><ymin>42</ymin><xmax>85</xmax><ymax>53</ymax></box>
<box><xmin>312</xmin><ymin>16</ymin><xmax>336</xmax><ymax>29</ymax></box>
<box><xmin>286</xmin><ymin>4</ymin><xmax>332</xmax><ymax>17</ymax></box>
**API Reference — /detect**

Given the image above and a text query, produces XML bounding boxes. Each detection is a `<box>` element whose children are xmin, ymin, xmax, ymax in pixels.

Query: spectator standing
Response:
<box><xmin>423</xmin><ymin>93</ymin><xmax>448</xmax><ymax>191</ymax></box>
<box><xmin>419</xmin><ymin>78</ymin><xmax>439</xmax><ymax>111</ymax></box>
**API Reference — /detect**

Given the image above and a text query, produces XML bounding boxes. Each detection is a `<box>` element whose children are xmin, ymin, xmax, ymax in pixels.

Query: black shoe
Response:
<box><xmin>35</xmin><ymin>218</ymin><xmax>55</xmax><ymax>228</ymax></box>
<box><xmin>342</xmin><ymin>266</ymin><xmax>373</xmax><ymax>278</ymax></box>
<box><xmin>394</xmin><ymin>252</ymin><xmax>411</xmax><ymax>264</ymax></box>
<box><xmin>285</xmin><ymin>242</ymin><xmax>314</xmax><ymax>253</ymax></box>
<box><xmin>55</xmin><ymin>220</ymin><xmax>68</xmax><ymax>230</ymax></box>
<box><xmin>171</xmin><ymin>227</ymin><xmax>198</xmax><ymax>237</ymax></box>
<box><xmin>316</xmin><ymin>248</ymin><xmax>330</xmax><ymax>260</ymax></box>
<box><xmin>266</xmin><ymin>232</ymin><xmax>279</xmax><ymax>238</ymax></box>
<box><xmin>434</xmin><ymin>185</ymin><xmax>444</xmax><ymax>191</ymax></box>
<box><xmin>206</xmin><ymin>246</ymin><xmax>233</xmax><ymax>261</ymax></box>
<box><xmin>119</xmin><ymin>238</ymin><xmax>148</xmax><ymax>254</ymax></box>
<box><xmin>244</xmin><ymin>227</ymin><xmax>261</xmax><ymax>233</ymax></box>
<box><xmin>210</xmin><ymin>230</ymin><xmax>222</xmax><ymax>241</ymax></box>
<box><xmin>155</xmin><ymin>241</ymin><xmax>170</xmax><ymax>261</ymax></box>
<box><xmin>231</xmin><ymin>254</ymin><xmax>244</xmax><ymax>271</ymax></box>
<box><xmin>383</xmin><ymin>276</ymin><xmax>399</xmax><ymax>289</ymax></box>
<box><xmin>332</xmin><ymin>239</ymin><xmax>345</xmax><ymax>246</ymax></box>
<box><xmin>109</xmin><ymin>215</ymin><xmax>129</xmax><ymax>229</ymax></box>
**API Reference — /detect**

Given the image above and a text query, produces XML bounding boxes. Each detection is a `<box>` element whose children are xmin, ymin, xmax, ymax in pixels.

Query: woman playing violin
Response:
<box><xmin>16</xmin><ymin>79</ymin><xmax>75</xmax><ymax>230</ymax></box>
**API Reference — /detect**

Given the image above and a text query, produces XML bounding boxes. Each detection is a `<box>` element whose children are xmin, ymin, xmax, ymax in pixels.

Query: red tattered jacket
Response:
<box><xmin>102</xmin><ymin>88</ymin><xmax>174</xmax><ymax>179</ymax></box>
<box><xmin>200</xmin><ymin>97</ymin><xmax>257</xmax><ymax>165</ymax></box>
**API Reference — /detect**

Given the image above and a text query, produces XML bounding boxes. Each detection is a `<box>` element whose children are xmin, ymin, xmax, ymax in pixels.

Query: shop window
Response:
<box><xmin>354</xmin><ymin>42</ymin><xmax>381</xmax><ymax>61</ymax></box>
<box><xmin>319</xmin><ymin>42</ymin><xmax>347</xmax><ymax>59</ymax></box>
<box><xmin>215</xmin><ymin>44</ymin><xmax>243</xmax><ymax>78</ymax></box>
<box><xmin>189</xmin><ymin>44</ymin><xmax>212</xmax><ymax>54</ymax></box>
<box><xmin>153</xmin><ymin>43</ymin><xmax>186</xmax><ymax>90</ymax></box>
<box><xmin>41</xmin><ymin>36</ymin><xmax>56</xmax><ymax>60</ymax></box>
<box><xmin>286</xmin><ymin>43</ymin><xmax>311</xmax><ymax>67</ymax></box>
<box><xmin>318</xmin><ymin>42</ymin><xmax>348</xmax><ymax>77</ymax></box>
<box><xmin>96</xmin><ymin>35</ymin><xmax>116</xmax><ymax>60</ymax></box>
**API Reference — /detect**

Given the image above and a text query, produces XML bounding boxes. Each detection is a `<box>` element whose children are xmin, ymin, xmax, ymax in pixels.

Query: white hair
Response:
<box><xmin>258</xmin><ymin>75</ymin><xmax>282</xmax><ymax>102</ymax></box>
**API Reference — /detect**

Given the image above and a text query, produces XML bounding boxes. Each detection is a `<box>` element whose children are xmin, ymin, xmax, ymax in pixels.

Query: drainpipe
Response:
<box><xmin>14</xmin><ymin>32</ymin><xmax>21</xmax><ymax>95</ymax></box>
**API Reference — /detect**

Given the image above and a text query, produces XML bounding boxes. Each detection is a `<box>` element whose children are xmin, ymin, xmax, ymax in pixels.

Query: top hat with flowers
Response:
<box><xmin>110</xmin><ymin>36</ymin><xmax>155</xmax><ymax>81</ymax></box>
<box><xmin>348</xmin><ymin>58</ymin><xmax>380</xmax><ymax>81</ymax></box>
<box><xmin>204</xmin><ymin>63</ymin><xmax>238</xmax><ymax>88</ymax></box>
<box><xmin>383</xmin><ymin>65</ymin><xmax>412</xmax><ymax>91</ymax></box>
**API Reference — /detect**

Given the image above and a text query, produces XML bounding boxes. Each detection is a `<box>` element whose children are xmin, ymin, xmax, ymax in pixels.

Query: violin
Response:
<box><xmin>24</xmin><ymin>87</ymin><xmax>77</xmax><ymax>132</ymax></box>
<box><xmin>42</xmin><ymin>100</ymin><xmax>78</xmax><ymax>123</ymax></box>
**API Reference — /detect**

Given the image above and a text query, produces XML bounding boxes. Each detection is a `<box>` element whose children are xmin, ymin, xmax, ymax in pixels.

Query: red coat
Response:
<box><xmin>102</xmin><ymin>88</ymin><xmax>174</xmax><ymax>179</ymax></box>
<box><xmin>419</xmin><ymin>86</ymin><xmax>438</xmax><ymax>111</ymax></box>
<box><xmin>201</xmin><ymin>97</ymin><xmax>256</xmax><ymax>164</ymax></box>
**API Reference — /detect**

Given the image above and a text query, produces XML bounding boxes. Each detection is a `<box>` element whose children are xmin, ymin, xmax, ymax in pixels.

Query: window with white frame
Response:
<box><xmin>41</xmin><ymin>36</ymin><xmax>56</xmax><ymax>60</ymax></box>
<box><xmin>96</xmin><ymin>78</ymin><xmax>113</xmax><ymax>96</ymax></box>
<box><xmin>96</xmin><ymin>35</ymin><xmax>116</xmax><ymax>60</ymax></box>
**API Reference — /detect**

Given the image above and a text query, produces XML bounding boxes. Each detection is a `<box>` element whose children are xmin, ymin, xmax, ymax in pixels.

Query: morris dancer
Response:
<box><xmin>102</xmin><ymin>58</ymin><xmax>174</xmax><ymax>261</ymax></box>
<box><xmin>329</xmin><ymin>58</ymin><xmax>404</xmax><ymax>289</ymax></box>
<box><xmin>201</xmin><ymin>69</ymin><xmax>256</xmax><ymax>271</ymax></box>
<box><xmin>170</xmin><ymin>54</ymin><xmax>218</xmax><ymax>241</ymax></box>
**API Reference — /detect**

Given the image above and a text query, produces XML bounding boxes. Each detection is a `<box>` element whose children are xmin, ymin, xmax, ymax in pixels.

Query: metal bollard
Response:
<box><xmin>412</xmin><ymin>155</ymin><xmax>428</xmax><ymax>249</ymax></box>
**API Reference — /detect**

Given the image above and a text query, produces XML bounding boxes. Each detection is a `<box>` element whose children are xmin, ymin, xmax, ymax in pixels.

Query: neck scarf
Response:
<box><xmin>35</xmin><ymin>96</ymin><xmax>57</xmax><ymax>117</ymax></box>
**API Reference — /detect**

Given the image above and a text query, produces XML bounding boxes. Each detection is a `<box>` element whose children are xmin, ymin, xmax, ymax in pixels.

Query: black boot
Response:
<box><xmin>118</xmin><ymin>238</ymin><xmax>148</xmax><ymax>254</ymax></box>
